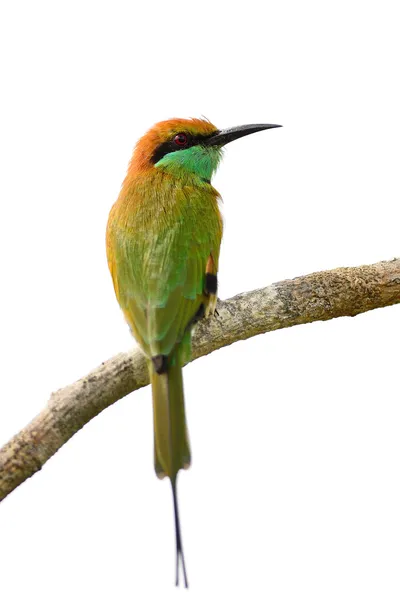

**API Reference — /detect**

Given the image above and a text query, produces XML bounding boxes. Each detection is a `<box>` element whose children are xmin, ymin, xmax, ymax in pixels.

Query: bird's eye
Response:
<box><xmin>173</xmin><ymin>133</ymin><xmax>188</xmax><ymax>147</ymax></box>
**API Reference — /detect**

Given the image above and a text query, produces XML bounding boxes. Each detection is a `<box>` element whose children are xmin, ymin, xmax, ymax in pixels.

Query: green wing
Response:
<box><xmin>110</xmin><ymin>183</ymin><xmax>222</xmax><ymax>359</ymax></box>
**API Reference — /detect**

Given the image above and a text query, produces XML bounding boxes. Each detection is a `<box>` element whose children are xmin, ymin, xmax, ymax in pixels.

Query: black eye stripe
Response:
<box><xmin>151</xmin><ymin>132</ymin><xmax>215</xmax><ymax>164</ymax></box>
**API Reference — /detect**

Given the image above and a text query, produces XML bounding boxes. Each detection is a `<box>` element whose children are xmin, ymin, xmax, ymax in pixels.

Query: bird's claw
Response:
<box><xmin>205</xmin><ymin>294</ymin><xmax>218</xmax><ymax>318</ymax></box>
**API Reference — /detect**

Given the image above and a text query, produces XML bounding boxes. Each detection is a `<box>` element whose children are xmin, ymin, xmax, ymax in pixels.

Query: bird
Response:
<box><xmin>106</xmin><ymin>117</ymin><xmax>281</xmax><ymax>587</ymax></box>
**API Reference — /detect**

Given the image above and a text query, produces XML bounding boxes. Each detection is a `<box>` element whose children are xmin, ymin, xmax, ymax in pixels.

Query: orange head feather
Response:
<box><xmin>128</xmin><ymin>117</ymin><xmax>219</xmax><ymax>174</ymax></box>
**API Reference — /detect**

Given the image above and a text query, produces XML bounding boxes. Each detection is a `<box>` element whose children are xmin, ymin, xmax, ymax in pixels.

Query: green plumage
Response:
<box><xmin>107</xmin><ymin>168</ymin><xmax>222</xmax><ymax>480</ymax></box>
<box><xmin>107</xmin><ymin>117</ymin><xmax>280</xmax><ymax>587</ymax></box>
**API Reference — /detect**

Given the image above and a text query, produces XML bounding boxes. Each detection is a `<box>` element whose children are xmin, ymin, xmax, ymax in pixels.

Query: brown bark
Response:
<box><xmin>1</xmin><ymin>258</ymin><xmax>399</xmax><ymax>502</ymax></box>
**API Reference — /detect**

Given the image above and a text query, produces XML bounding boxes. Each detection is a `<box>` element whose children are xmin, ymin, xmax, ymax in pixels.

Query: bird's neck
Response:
<box><xmin>153</xmin><ymin>145</ymin><xmax>222</xmax><ymax>184</ymax></box>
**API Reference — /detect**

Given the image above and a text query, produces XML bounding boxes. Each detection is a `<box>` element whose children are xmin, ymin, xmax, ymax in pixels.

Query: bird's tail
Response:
<box><xmin>148</xmin><ymin>343</ymin><xmax>191</xmax><ymax>587</ymax></box>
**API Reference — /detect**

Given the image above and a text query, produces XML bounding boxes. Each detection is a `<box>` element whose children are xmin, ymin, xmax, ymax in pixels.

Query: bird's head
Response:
<box><xmin>129</xmin><ymin>118</ymin><xmax>281</xmax><ymax>183</ymax></box>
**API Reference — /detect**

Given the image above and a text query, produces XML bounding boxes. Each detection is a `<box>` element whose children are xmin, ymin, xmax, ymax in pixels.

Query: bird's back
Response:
<box><xmin>106</xmin><ymin>169</ymin><xmax>222</xmax><ymax>359</ymax></box>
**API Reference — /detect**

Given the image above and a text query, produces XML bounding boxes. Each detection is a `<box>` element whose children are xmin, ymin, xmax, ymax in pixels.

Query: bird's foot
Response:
<box><xmin>205</xmin><ymin>294</ymin><xmax>218</xmax><ymax>317</ymax></box>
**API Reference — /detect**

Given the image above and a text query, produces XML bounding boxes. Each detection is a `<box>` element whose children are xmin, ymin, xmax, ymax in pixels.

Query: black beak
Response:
<box><xmin>204</xmin><ymin>123</ymin><xmax>282</xmax><ymax>147</ymax></box>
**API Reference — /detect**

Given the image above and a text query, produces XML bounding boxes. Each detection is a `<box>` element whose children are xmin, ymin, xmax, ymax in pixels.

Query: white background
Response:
<box><xmin>0</xmin><ymin>1</ymin><xmax>399</xmax><ymax>598</ymax></box>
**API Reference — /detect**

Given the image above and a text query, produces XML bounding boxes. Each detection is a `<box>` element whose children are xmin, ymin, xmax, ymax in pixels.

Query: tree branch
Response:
<box><xmin>1</xmin><ymin>258</ymin><xmax>399</xmax><ymax>502</ymax></box>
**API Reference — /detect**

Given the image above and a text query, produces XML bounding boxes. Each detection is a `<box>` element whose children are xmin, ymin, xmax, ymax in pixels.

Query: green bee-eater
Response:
<box><xmin>106</xmin><ymin>118</ymin><xmax>280</xmax><ymax>586</ymax></box>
